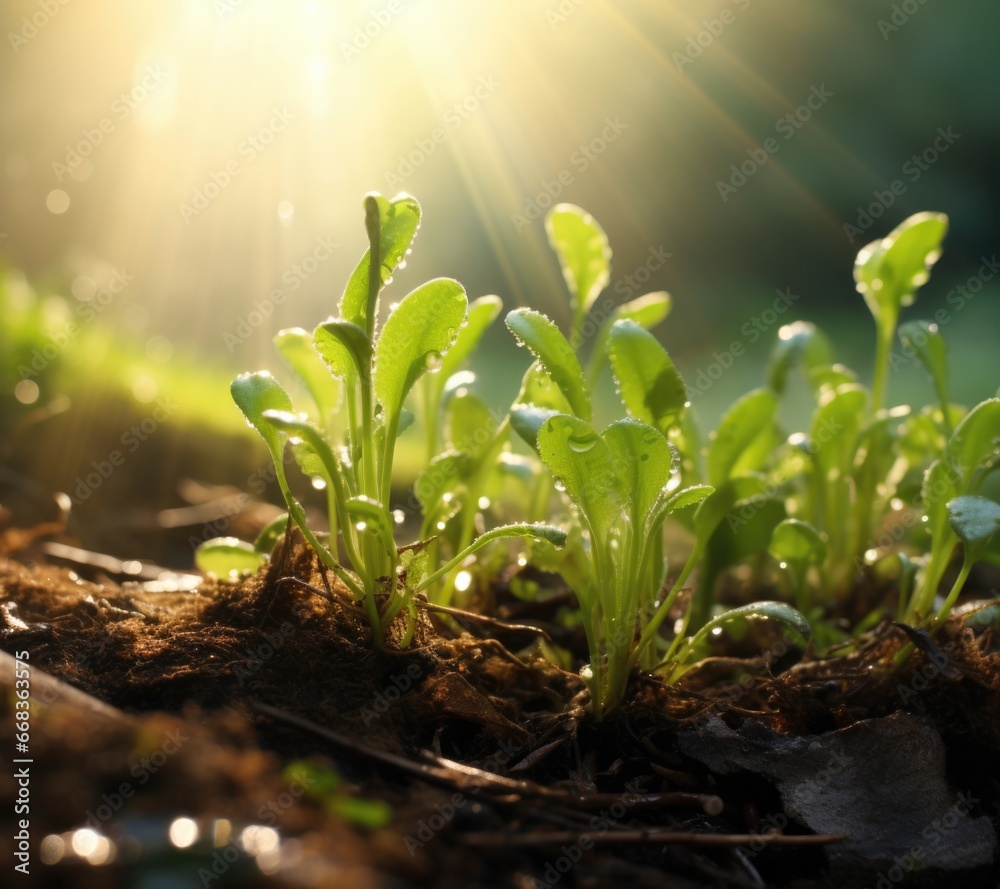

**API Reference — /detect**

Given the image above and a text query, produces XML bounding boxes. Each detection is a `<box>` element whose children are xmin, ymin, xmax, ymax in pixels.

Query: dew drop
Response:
<box><xmin>392</xmin><ymin>509</ymin><xmax>405</xmax><ymax>524</ymax></box>
<box><xmin>355</xmin><ymin>521</ymin><xmax>367</xmax><ymax>532</ymax></box>
<box><xmin>567</xmin><ymin>433</ymin><xmax>597</xmax><ymax>453</ymax></box>
<box><xmin>425</xmin><ymin>351</ymin><xmax>443</xmax><ymax>372</ymax></box>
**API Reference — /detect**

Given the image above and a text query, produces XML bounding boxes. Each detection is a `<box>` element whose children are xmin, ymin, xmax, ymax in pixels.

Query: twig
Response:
<box><xmin>460</xmin><ymin>829</ymin><xmax>846</xmax><ymax>848</ymax></box>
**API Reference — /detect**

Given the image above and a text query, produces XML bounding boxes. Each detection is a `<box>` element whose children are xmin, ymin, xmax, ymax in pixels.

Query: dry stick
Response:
<box><xmin>460</xmin><ymin>829</ymin><xmax>846</xmax><ymax>848</ymax></box>
<box><xmin>253</xmin><ymin>701</ymin><xmax>720</xmax><ymax>814</ymax></box>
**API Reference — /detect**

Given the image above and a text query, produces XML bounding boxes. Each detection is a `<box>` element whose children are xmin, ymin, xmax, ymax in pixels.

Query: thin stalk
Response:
<box><xmin>629</xmin><ymin>545</ymin><xmax>700</xmax><ymax>670</ymax></box>
<box><xmin>933</xmin><ymin>557</ymin><xmax>973</xmax><ymax>624</ymax></box>
<box><xmin>273</xmin><ymin>460</ymin><xmax>363</xmax><ymax>600</ymax></box>
<box><xmin>871</xmin><ymin>322</ymin><xmax>894</xmax><ymax>417</ymax></box>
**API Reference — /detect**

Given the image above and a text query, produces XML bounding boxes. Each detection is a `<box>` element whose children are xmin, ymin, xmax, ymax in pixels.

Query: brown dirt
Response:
<box><xmin>1</xmin><ymin>534</ymin><xmax>999</xmax><ymax>888</ymax></box>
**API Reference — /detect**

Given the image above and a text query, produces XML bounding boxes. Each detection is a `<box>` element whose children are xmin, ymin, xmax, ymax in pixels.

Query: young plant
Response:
<box><xmin>507</xmin><ymin>205</ymin><xmax>809</xmax><ymax>717</ymax></box>
<box><xmin>199</xmin><ymin>193</ymin><xmax>565</xmax><ymax>648</ymax></box>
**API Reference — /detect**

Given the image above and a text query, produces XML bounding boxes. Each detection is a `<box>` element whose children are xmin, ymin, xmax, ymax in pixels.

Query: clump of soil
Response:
<box><xmin>1</xmin><ymin>535</ymin><xmax>999</xmax><ymax>888</ymax></box>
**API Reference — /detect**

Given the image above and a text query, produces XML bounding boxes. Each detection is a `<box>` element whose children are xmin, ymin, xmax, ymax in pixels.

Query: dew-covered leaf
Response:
<box><xmin>537</xmin><ymin>413</ymin><xmax>621</xmax><ymax>540</ymax></box>
<box><xmin>340</xmin><ymin>193</ymin><xmax>421</xmax><ymax>333</ymax></box>
<box><xmin>506</xmin><ymin>309</ymin><xmax>591</xmax><ymax>420</ymax></box>
<box><xmin>374</xmin><ymin>278</ymin><xmax>467</xmax><ymax>423</ymax></box>
<box><xmin>546</xmin><ymin>204</ymin><xmax>611</xmax><ymax>337</ymax></box>
<box><xmin>608</xmin><ymin>319</ymin><xmax>687</xmax><ymax>433</ymax></box>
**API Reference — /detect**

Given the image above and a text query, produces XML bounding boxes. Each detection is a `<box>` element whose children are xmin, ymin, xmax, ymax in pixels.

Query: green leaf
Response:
<box><xmin>694</xmin><ymin>477</ymin><xmax>769</xmax><ymax>542</ymax></box>
<box><xmin>545</xmin><ymin>204</ymin><xmax>611</xmax><ymax>339</ymax></box>
<box><xmin>602</xmin><ymin>419</ymin><xmax>674</xmax><ymax>525</ymax></box>
<box><xmin>506</xmin><ymin>309</ymin><xmax>591</xmax><ymax>421</ymax></box>
<box><xmin>807</xmin><ymin>363</ymin><xmax>858</xmax><ymax>397</ymax></box>
<box><xmin>537</xmin><ymin>414</ymin><xmax>621</xmax><ymax>541</ymax></box>
<box><xmin>374</xmin><ymin>278</ymin><xmax>467</xmax><ymax>423</ymax></box>
<box><xmin>514</xmin><ymin>361</ymin><xmax>574</xmax><ymax>414</ymax></box>
<box><xmin>587</xmin><ymin>291</ymin><xmax>672</xmax><ymax>379</ymax></box>
<box><xmin>947</xmin><ymin>495</ymin><xmax>1000</xmax><ymax>561</ymax></box>
<box><xmin>345</xmin><ymin>496</ymin><xmax>396</xmax><ymax>559</ymax></box>
<box><xmin>608</xmin><ymin>319</ymin><xmax>687</xmax><ymax>434</ymax></box>
<box><xmin>808</xmin><ymin>384</ymin><xmax>867</xmax><ymax>477</ymax></box>
<box><xmin>260</xmin><ymin>409</ymin><xmax>340</xmax><ymax>491</ymax></box>
<box><xmin>415</xmin><ymin>450</ymin><xmax>469</xmax><ymax>532</ymax></box>
<box><xmin>685</xmin><ymin>601</ymin><xmax>811</xmax><ymax>657</ymax></box>
<box><xmin>769</xmin><ymin>518</ymin><xmax>826</xmax><ymax>566</ymax></box>
<box><xmin>646</xmin><ymin>483</ymin><xmax>714</xmax><ymax>539</ymax></box>
<box><xmin>253</xmin><ymin>514</ymin><xmax>289</xmax><ymax>553</ymax></box>
<box><xmin>231</xmin><ymin>372</ymin><xmax>294</xmax><ymax>459</ymax></box>
<box><xmin>947</xmin><ymin>398</ymin><xmax>1000</xmax><ymax>490</ymax></box>
<box><xmin>706</xmin><ymin>389</ymin><xmax>777</xmax><ymax>487</ymax></box>
<box><xmin>329</xmin><ymin>796</ymin><xmax>393</xmax><ymax>830</ymax></box>
<box><xmin>509</xmin><ymin>404</ymin><xmax>560</xmax><ymax>452</ymax></box>
<box><xmin>195</xmin><ymin>538</ymin><xmax>266</xmax><ymax>578</ymax></box>
<box><xmin>855</xmin><ymin>212</ymin><xmax>948</xmax><ymax>326</ymax></box>
<box><xmin>470</xmin><ymin>522</ymin><xmax>568</xmax><ymax>549</ymax></box>
<box><xmin>274</xmin><ymin>327</ymin><xmax>341</xmax><ymax>422</ymax></box>
<box><xmin>446</xmin><ymin>389</ymin><xmax>497</xmax><ymax>458</ymax></box>
<box><xmin>610</xmin><ymin>291</ymin><xmax>671</xmax><ymax>330</ymax></box>
<box><xmin>899</xmin><ymin>320</ymin><xmax>948</xmax><ymax>406</ymax></box>
<box><xmin>437</xmin><ymin>295</ymin><xmax>502</xmax><ymax>382</ymax></box>
<box><xmin>340</xmin><ymin>193</ymin><xmax>421</xmax><ymax>332</ymax></box>
<box><xmin>767</xmin><ymin>321</ymin><xmax>834</xmax><ymax>395</ymax></box>
<box><xmin>314</xmin><ymin>320</ymin><xmax>372</xmax><ymax>381</ymax></box>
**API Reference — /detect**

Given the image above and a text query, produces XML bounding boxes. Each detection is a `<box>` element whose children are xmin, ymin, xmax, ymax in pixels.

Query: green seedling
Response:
<box><xmin>508</xmin><ymin>205</ymin><xmax>808</xmax><ymax>717</ymax></box>
<box><xmin>199</xmin><ymin>193</ymin><xmax>565</xmax><ymax>647</ymax></box>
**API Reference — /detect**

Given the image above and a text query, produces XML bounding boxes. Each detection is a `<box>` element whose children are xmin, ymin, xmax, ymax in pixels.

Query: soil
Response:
<box><xmin>1</xmin><ymin>528</ymin><xmax>999</xmax><ymax>889</ymax></box>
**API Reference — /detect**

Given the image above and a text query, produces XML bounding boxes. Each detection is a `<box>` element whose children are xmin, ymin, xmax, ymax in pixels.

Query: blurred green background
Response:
<box><xmin>1</xmin><ymin>0</ymin><xmax>997</xmax><ymax>562</ymax></box>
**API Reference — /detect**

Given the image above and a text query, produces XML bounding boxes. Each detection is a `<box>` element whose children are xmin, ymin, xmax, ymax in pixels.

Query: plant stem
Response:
<box><xmin>933</xmin><ymin>556</ymin><xmax>973</xmax><ymax>624</ymax></box>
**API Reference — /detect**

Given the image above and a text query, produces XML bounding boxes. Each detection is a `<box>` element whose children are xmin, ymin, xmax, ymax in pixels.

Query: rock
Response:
<box><xmin>677</xmin><ymin>711</ymin><xmax>996</xmax><ymax>878</ymax></box>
